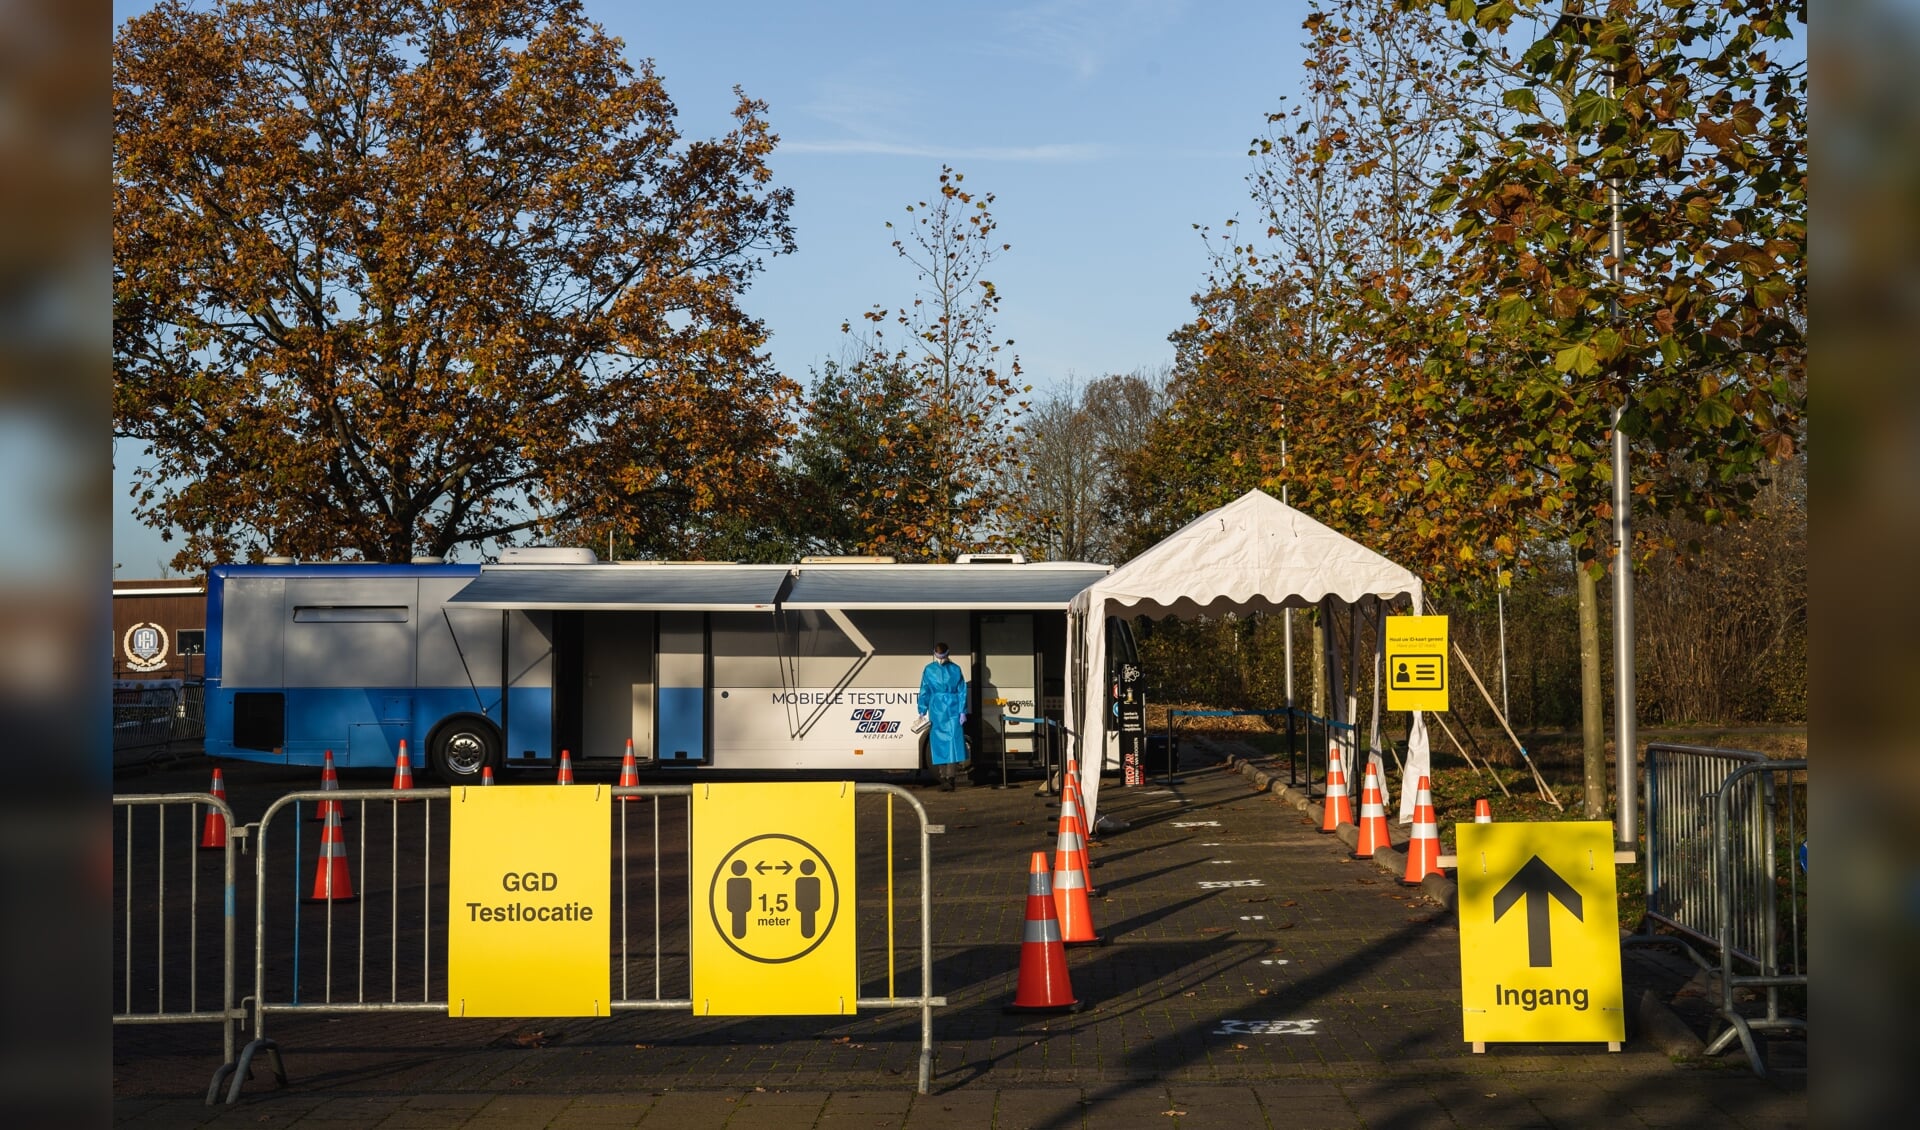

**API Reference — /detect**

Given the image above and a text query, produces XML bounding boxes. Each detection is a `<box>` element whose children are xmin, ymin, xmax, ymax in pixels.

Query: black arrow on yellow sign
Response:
<box><xmin>1492</xmin><ymin>855</ymin><xmax>1583</xmax><ymax>967</ymax></box>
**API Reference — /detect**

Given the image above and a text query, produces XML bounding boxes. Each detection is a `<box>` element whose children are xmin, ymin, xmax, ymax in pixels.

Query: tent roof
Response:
<box><xmin>1070</xmin><ymin>489</ymin><xmax>1422</xmax><ymax>618</ymax></box>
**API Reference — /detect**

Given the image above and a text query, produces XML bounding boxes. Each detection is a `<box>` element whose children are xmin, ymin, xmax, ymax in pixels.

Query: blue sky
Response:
<box><xmin>112</xmin><ymin>0</ymin><xmax>1312</xmax><ymax>574</ymax></box>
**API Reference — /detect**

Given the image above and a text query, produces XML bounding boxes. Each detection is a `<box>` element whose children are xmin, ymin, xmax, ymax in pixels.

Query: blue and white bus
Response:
<box><xmin>203</xmin><ymin>550</ymin><xmax>1130</xmax><ymax>784</ymax></box>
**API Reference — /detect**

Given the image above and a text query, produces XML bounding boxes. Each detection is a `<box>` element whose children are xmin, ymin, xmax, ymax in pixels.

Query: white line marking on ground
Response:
<box><xmin>1260</xmin><ymin>959</ymin><xmax>1290</xmax><ymax>966</ymax></box>
<box><xmin>1197</xmin><ymin>879</ymin><xmax>1265</xmax><ymax>889</ymax></box>
<box><xmin>1240</xmin><ymin>914</ymin><xmax>1265</xmax><ymax>920</ymax></box>
<box><xmin>1214</xmin><ymin>1019</ymin><xmax>1319</xmax><ymax>1036</ymax></box>
<box><xmin>1170</xmin><ymin>821</ymin><xmax>1220</xmax><ymax>828</ymax></box>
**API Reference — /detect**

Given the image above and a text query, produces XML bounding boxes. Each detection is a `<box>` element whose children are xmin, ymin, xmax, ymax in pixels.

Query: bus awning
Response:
<box><xmin>782</xmin><ymin>565</ymin><xmax>1112</xmax><ymax>611</ymax></box>
<box><xmin>447</xmin><ymin>566</ymin><xmax>793</xmax><ymax>612</ymax></box>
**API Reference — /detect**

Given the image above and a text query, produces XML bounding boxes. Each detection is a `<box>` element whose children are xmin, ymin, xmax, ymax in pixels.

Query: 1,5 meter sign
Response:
<box><xmin>690</xmin><ymin>782</ymin><xmax>856</xmax><ymax>1015</ymax></box>
<box><xmin>447</xmin><ymin>786</ymin><xmax>610</xmax><ymax>1017</ymax></box>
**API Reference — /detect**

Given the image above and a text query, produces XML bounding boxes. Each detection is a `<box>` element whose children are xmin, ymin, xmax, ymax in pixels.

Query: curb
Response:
<box><xmin>1635</xmin><ymin>987</ymin><xmax>1708</xmax><ymax>1058</ymax></box>
<box><xmin>1213</xmin><ymin>749</ymin><xmax>1711</xmax><ymax>1057</ymax></box>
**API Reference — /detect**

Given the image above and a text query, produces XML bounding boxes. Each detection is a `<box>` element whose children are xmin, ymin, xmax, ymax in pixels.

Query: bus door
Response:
<box><xmin>657</xmin><ymin>612</ymin><xmax>708</xmax><ymax>762</ymax></box>
<box><xmin>978</xmin><ymin>614</ymin><xmax>1038</xmax><ymax>762</ymax></box>
<box><xmin>582</xmin><ymin>612</ymin><xmax>655</xmax><ymax>760</ymax></box>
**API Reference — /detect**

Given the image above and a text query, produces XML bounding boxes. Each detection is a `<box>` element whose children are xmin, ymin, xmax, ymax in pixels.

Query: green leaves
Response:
<box><xmin>1502</xmin><ymin>87</ymin><xmax>1540</xmax><ymax>115</ymax></box>
<box><xmin>1553</xmin><ymin>343</ymin><xmax>1599</xmax><ymax>377</ymax></box>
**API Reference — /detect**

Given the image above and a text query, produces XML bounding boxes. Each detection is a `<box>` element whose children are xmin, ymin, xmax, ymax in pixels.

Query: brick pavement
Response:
<box><xmin>112</xmin><ymin>746</ymin><xmax>1806</xmax><ymax>1128</ymax></box>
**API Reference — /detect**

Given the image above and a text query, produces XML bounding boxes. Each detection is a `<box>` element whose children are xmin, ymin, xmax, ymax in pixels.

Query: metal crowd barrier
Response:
<box><xmin>112</xmin><ymin>683</ymin><xmax>206</xmax><ymax>753</ymax></box>
<box><xmin>1639</xmin><ymin>743</ymin><xmax>1808</xmax><ymax>1073</ymax></box>
<box><xmin>1001</xmin><ymin>714</ymin><xmax>1062</xmax><ymax>795</ymax></box>
<box><xmin>1163</xmin><ymin>707</ymin><xmax>1349</xmax><ymax>795</ymax></box>
<box><xmin>112</xmin><ymin>793</ymin><xmax>246</xmax><ymax>1105</ymax></box>
<box><xmin>225</xmin><ymin>783</ymin><xmax>947</xmax><ymax>1104</ymax></box>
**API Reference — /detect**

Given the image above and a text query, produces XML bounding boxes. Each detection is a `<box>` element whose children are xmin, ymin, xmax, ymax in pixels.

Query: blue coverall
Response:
<box><xmin>917</xmin><ymin>657</ymin><xmax>968</xmax><ymax>768</ymax></box>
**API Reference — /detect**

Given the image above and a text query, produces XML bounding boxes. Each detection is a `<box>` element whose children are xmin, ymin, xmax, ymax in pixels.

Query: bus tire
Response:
<box><xmin>428</xmin><ymin>716</ymin><xmax>499</xmax><ymax>784</ymax></box>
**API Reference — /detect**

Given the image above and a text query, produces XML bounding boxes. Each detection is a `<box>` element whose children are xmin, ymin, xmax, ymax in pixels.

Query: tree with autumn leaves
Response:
<box><xmin>795</xmin><ymin>168</ymin><xmax>1031</xmax><ymax>561</ymax></box>
<box><xmin>1138</xmin><ymin>0</ymin><xmax>1803</xmax><ymax>568</ymax></box>
<box><xmin>114</xmin><ymin>0</ymin><xmax>798</xmax><ymax>568</ymax></box>
<box><xmin>1118</xmin><ymin>0</ymin><xmax>1803</xmax><ymax>802</ymax></box>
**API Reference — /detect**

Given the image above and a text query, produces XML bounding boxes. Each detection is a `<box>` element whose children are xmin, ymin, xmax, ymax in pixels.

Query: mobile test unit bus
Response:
<box><xmin>203</xmin><ymin>550</ymin><xmax>1139</xmax><ymax>783</ymax></box>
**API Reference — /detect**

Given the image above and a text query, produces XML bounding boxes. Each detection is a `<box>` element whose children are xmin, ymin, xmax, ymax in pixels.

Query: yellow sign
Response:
<box><xmin>447</xmin><ymin>785</ymin><xmax>610</xmax><ymax>1017</ymax></box>
<box><xmin>1456</xmin><ymin>821</ymin><xmax>1625</xmax><ymax>1046</ymax></box>
<box><xmin>1385</xmin><ymin>614</ymin><xmax>1449</xmax><ymax>711</ymax></box>
<box><xmin>690</xmin><ymin>782</ymin><xmax>856</xmax><ymax>1015</ymax></box>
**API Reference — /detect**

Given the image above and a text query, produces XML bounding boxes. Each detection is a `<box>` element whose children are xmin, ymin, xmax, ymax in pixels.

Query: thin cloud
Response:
<box><xmin>995</xmin><ymin>0</ymin><xmax>1189</xmax><ymax>80</ymax></box>
<box><xmin>782</xmin><ymin>139</ymin><xmax>1105</xmax><ymax>162</ymax></box>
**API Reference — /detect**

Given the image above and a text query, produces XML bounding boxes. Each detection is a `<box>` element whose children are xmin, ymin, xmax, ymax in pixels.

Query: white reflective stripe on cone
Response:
<box><xmin>1024</xmin><ymin>916</ymin><xmax>1063</xmax><ymax>944</ymax></box>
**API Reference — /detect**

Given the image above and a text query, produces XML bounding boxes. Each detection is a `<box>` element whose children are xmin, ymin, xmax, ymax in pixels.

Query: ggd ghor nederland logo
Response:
<box><xmin>850</xmin><ymin>708</ymin><xmax>900</xmax><ymax>734</ymax></box>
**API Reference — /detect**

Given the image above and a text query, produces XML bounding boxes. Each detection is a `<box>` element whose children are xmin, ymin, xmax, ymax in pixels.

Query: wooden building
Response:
<box><xmin>112</xmin><ymin>578</ymin><xmax>206</xmax><ymax>682</ymax></box>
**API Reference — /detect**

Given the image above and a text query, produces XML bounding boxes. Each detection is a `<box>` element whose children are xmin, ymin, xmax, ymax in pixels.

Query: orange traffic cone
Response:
<box><xmin>1051</xmin><ymin>789</ymin><xmax>1103</xmax><ymax>945</ymax></box>
<box><xmin>480</xmin><ymin>765</ymin><xmax>495</xmax><ymax>786</ymax></box>
<box><xmin>556</xmin><ymin>748</ymin><xmax>575</xmax><ymax>785</ymax></box>
<box><xmin>1402</xmin><ymin>774</ymin><xmax>1443</xmax><ymax>885</ymax></box>
<box><xmin>314</xmin><ymin>748</ymin><xmax>343</xmax><ymax>821</ymax></box>
<box><xmin>1006</xmin><ymin>852</ymin><xmax>1081</xmax><ymax>1012</ymax></box>
<box><xmin>617</xmin><ymin>739</ymin><xmax>639</xmax><ymax>799</ymax></box>
<box><xmin>1474</xmin><ymin>798</ymin><xmax>1492</xmax><ymax>823</ymax></box>
<box><xmin>1320</xmin><ymin>752</ymin><xmax>1353</xmax><ymax>832</ymax></box>
<box><xmin>1353</xmin><ymin>754</ymin><xmax>1391</xmax><ymax>859</ymax></box>
<box><xmin>199</xmin><ymin>768</ymin><xmax>228</xmax><ymax>851</ymax></box>
<box><xmin>1059</xmin><ymin>756</ymin><xmax>1084</xmax><ymax>828</ymax></box>
<box><xmin>305</xmin><ymin>804</ymin><xmax>356</xmax><ymax>902</ymax></box>
<box><xmin>1061</xmin><ymin>763</ymin><xmax>1100</xmax><ymax>882</ymax></box>
<box><xmin>390</xmin><ymin>741</ymin><xmax>416</xmax><ymax>799</ymax></box>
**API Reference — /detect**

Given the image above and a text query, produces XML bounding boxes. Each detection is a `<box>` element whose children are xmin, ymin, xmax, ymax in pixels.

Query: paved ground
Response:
<box><xmin>112</xmin><ymin>742</ymin><xmax>1806</xmax><ymax>1128</ymax></box>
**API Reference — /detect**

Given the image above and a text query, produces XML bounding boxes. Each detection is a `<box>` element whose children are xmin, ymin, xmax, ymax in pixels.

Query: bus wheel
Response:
<box><xmin>429</xmin><ymin>718</ymin><xmax>499</xmax><ymax>784</ymax></box>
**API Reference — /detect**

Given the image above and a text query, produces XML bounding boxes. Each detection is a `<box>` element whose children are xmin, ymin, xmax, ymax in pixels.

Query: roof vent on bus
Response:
<box><xmin>411</xmin><ymin>555</ymin><xmax>445</xmax><ymax>565</ymax></box>
<box><xmin>799</xmin><ymin>555</ymin><xmax>897</xmax><ymax>564</ymax></box>
<box><xmin>954</xmin><ymin>553</ymin><xmax>1027</xmax><ymax>564</ymax></box>
<box><xmin>263</xmin><ymin>555</ymin><xmax>296</xmax><ymax>565</ymax></box>
<box><xmin>498</xmin><ymin>547</ymin><xmax>599</xmax><ymax>565</ymax></box>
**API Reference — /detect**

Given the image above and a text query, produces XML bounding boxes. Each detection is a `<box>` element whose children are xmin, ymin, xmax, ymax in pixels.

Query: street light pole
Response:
<box><xmin>1607</xmin><ymin>68</ymin><xmax>1638</xmax><ymax>855</ymax></box>
<box><xmin>1282</xmin><ymin>423</ymin><xmax>1293</xmax><ymax>713</ymax></box>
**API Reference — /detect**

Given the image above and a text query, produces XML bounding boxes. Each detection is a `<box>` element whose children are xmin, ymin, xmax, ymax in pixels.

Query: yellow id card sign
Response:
<box><xmin>690</xmin><ymin>782</ymin><xmax>857</xmax><ymax>1015</ymax></box>
<box><xmin>447</xmin><ymin>785</ymin><xmax>610</xmax><ymax>1017</ymax></box>
<box><xmin>1385</xmin><ymin>615</ymin><xmax>1450</xmax><ymax>711</ymax></box>
<box><xmin>1456</xmin><ymin>820</ymin><xmax>1625</xmax><ymax>1046</ymax></box>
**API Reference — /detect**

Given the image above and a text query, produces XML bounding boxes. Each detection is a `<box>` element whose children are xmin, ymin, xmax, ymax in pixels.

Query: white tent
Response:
<box><xmin>1065</xmin><ymin>489</ymin><xmax>1426</xmax><ymax>828</ymax></box>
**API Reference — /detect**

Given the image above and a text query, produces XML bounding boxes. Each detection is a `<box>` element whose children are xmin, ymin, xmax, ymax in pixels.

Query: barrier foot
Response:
<box><xmin>225</xmin><ymin>1037</ymin><xmax>286</xmax><ymax>1104</ymax></box>
<box><xmin>917</xmin><ymin>1047</ymin><xmax>932</xmax><ymax>1095</ymax></box>
<box><xmin>1706</xmin><ymin>1013</ymin><xmax>1765</xmax><ymax>1076</ymax></box>
<box><xmin>205</xmin><ymin>1061</ymin><xmax>235</xmax><ymax>1106</ymax></box>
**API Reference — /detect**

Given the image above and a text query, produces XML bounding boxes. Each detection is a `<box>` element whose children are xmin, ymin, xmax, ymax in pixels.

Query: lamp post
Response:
<box><xmin>1556</xmin><ymin>3</ymin><xmax>1639</xmax><ymax>852</ymax></box>
<box><xmin>1256</xmin><ymin>394</ymin><xmax>1293</xmax><ymax>709</ymax></box>
<box><xmin>1606</xmin><ymin>67</ymin><xmax>1638</xmax><ymax>856</ymax></box>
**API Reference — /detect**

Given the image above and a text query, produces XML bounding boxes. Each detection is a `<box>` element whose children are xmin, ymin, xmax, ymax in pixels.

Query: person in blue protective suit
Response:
<box><xmin>918</xmin><ymin>642</ymin><xmax>969</xmax><ymax>790</ymax></box>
